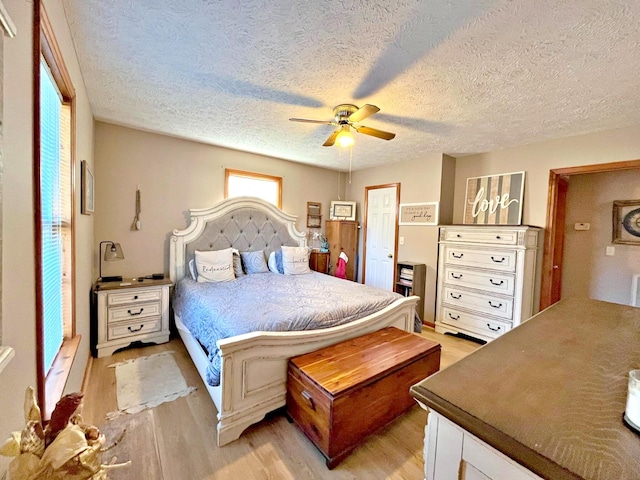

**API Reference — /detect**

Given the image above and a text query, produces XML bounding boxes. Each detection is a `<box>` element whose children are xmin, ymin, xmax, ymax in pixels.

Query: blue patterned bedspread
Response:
<box><xmin>172</xmin><ymin>272</ymin><xmax>402</xmax><ymax>386</ymax></box>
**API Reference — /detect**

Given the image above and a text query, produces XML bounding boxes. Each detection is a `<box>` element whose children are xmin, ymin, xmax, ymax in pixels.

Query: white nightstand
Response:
<box><xmin>92</xmin><ymin>278</ymin><xmax>173</xmax><ymax>358</ymax></box>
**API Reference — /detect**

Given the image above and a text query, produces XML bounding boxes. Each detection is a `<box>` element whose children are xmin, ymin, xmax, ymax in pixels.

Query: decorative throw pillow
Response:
<box><xmin>281</xmin><ymin>246</ymin><xmax>311</xmax><ymax>275</ymax></box>
<box><xmin>232</xmin><ymin>250</ymin><xmax>245</xmax><ymax>277</ymax></box>
<box><xmin>240</xmin><ymin>250</ymin><xmax>269</xmax><ymax>274</ymax></box>
<box><xmin>268</xmin><ymin>251</ymin><xmax>280</xmax><ymax>273</ymax></box>
<box><xmin>275</xmin><ymin>249</ymin><xmax>284</xmax><ymax>274</ymax></box>
<box><xmin>195</xmin><ymin>248</ymin><xmax>235</xmax><ymax>283</ymax></box>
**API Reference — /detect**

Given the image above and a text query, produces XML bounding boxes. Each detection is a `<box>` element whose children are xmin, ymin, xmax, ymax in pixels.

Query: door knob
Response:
<box><xmin>387</xmin><ymin>253</ymin><xmax>393</xmax><ymax>258</ymax></box>
<box><xmin>552</xmin><ymin>265</ymin><xmax>559</xmax><ymax>270</ymax></box>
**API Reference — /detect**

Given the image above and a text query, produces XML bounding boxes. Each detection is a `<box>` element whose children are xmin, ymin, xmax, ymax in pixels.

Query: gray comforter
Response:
<box><xmin>172</xmin><ymin>271</ymin><xmax>402</xmax><ymax>386</ymax></box>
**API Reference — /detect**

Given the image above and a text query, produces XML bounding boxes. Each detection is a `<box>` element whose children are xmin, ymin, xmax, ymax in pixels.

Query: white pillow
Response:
<box><xmin>268</xmin><ymin>251</ymin><xmax>280</xmax><ymax>273</ymax></box>
<box><xmin>195</xmin><ymin>248</ymin><xmax>235</xmax><ymax>283</ymax></box>
<box><xmin>281</xmin><ymin>246</ymin><xmax>311</xmax><ymax>275</ymax></box>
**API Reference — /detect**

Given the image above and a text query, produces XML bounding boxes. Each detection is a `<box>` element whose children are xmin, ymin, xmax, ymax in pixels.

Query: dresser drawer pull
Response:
<box><xmin>301</xmin><ymin>390</ymin><xmax>315</xmax><ymax>411</ymax></box>
<box><xmin>127</xmin><ymin>324</ymin><xmax>144</xmax><ymax>333</ymax></box>
<box><xmin>127</xmin><ymin>308</ymin><xmax>144</xmax><ymax>316</ymax></box>
<box><xmin>456</xmin><ymin>234</ymin><xmax>462</xmax><ymax>238</ymax></box>
<box><xmin>491</xmin><ymin>256</ymin><xmax>506</xmax><ymax>263</ymax></box>
<box><xmin>448</xmin><ymin>313</ymin><xmax>460</xmax><ymax>321</ymax></box>
<box><xmin>496</xmin><ymin>235</ymin><xmax>501</xmax><ymax>239</ymax></box>
<box><xmin>487</xmin><ymin>324</ymin><xmax>502</xmax><ymax>332</ymax></box>
<box><xmin>489</xmin><ymin>279</ymin><xmax>504</xmax><ymax>286</ymax></box>
<box><xmin>451</xmin><ymin>252</ymin><xmax>464</xmax><ymax>259</ymax></box>
<box><xmin>450</xmin><ymin>293</ymin><xmax>462</xmax><ymax>300</ymax></box>
<box><xmin>133</xmin><ymin>295</ymin><xmax>139</xmax><ymax>300</ymax></box>
<box><xmin>488</xmin><ymin>301</ymin><xmax>503</xmax><ymax>309</ymax></box>
<box><xmin>451</xmin><ymin>273</ymin><xmax>463</xmax><ymax>279</ymax></box>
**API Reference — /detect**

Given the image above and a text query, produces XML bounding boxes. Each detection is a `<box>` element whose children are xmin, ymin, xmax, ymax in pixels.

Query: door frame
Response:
<box><xmin>540</xmin><ymin>158</ymin><xmax>640</xmax><ymax>310</ymax></box>
<box><xmin>362</xmin><ymin>183</ymin><xmax>401</xmax><ymax>286</ymax></box>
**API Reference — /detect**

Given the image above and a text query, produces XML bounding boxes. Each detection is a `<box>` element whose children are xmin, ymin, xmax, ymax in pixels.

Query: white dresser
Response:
<box><xmin>92</xmin><ymin>278</ymin><xmax>172</xmax><ymax>357</ymax></box>
<box><xmin>435</xmin><ymin>225</ymin><xmax>542</xmax><ymax>342</ymax></box>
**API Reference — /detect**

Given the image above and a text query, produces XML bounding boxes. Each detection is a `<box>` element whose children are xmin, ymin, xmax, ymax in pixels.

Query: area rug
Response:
<box><xmin>106</xmin><ymin>351</ymin><xmax>196</xmax><ymax>419</ymax></box>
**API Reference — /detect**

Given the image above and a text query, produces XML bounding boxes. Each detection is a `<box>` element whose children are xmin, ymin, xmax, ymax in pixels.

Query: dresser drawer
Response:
<box><xmin>441</xmin><ymin>228</ymin><xmax>521</xmax><ymax>245</ymax></box>
<box><xmin>107</xmin><ymin>302</ymin><xmax>161</xmax><ymax>323</ymax></box>
<box><xmin>443</xmin><ymin>287</ymin><xmax>513</xmax><ymax>320</ymax></box>
<box><xmin>443</xmin><ymin>266</ymin><xmax>515</xmax><ymax>296</ymax></box>
<box><xmin>440</xmin><ymin>307</ymin><xmax>512</xmax><ymax>338</ymax></box>
<box><xmin>443</xmin><ymin>245</ymin><xmax>517</xmax><ymax>272</ymax></box>
<box><xmin>108</xmin><ymin>317</ymin><xmax>162</xmax><ymax>341</ymax></box>
<box><xmin>107</xmin><ymin>288</ymin><xmax>162</xmax><ymax>306</ymax></box>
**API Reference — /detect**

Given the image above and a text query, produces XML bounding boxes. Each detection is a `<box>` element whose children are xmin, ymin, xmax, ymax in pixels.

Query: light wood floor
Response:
<box><xmin>81</xmin><ymin>328</ymin><xmax>480</xmax><ymax>480</ymax></box>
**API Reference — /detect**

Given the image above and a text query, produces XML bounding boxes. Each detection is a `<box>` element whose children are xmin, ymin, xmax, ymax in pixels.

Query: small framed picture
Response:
<box><xmin>330</xmin><ymin>201</ymin><xmax>356</xmax><ymax>221</ymax></box>
<box><xmin>613</xmin><ymin>199</ymin><xmax>640</xmax><ymax>245</ymax></box>
<box><xmin>81</xmin><ymin>160</ymin><xmax>94</xmax><ymax>215</ymax></box>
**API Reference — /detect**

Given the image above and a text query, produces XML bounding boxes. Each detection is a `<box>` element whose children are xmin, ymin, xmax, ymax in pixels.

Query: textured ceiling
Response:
<box><xmin>62</xmin><ymin>0</ymin><xmax>640</xmax><ymax>171</ymax></box>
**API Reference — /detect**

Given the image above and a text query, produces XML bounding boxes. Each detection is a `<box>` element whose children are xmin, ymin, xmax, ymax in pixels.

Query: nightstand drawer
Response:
<box><xmin>108</xmin><ymin>317</ymin><xmax>161</xmax><ymax>341</ymax></box>
<box><xmin>107</xmin><ymin>289</ymin><xmax>162</xmax><ymax>306</ymax></box>
<box><xmin>107</xmin><ymin>302</ymin><xmax>161</xmax><ymax>323</ymax></box>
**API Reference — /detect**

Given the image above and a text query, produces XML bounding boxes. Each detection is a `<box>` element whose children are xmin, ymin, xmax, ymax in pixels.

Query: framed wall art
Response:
<box><xmin>464</xmin><ymin>171</ymin><xmax>525</xmax><ymax>225</ymax></box>
<box><xmin>612</xmin><ymin>199</ymin><xmax>640</xmax><ymax>245</ymax></box>
<box><xmin>81</xmin><ymin>160</ymin><xmax>94</xmax><ymax>215</ymax></box>
<box><xmin>399</xmin><ymin>202</ymin><xmax>439</xmax><ymax>225</ymax></box>
<box><xmin>330</xmin><ymin>201</ymin><xmax>356</xmax><ymax>221</ymax></box>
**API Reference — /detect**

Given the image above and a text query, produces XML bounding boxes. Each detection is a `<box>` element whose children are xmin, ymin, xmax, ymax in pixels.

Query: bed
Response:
<box><xmin>169</xmin><ymin>196</ymin><xmax>418</xmax><ymax>446</ymax></box>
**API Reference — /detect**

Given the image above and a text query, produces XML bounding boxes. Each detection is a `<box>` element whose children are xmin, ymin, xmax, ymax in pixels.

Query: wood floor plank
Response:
<box><xmin>81</xmin><ymin>328</ymin><xmax>479</xmax><ymax>479</ymax></box>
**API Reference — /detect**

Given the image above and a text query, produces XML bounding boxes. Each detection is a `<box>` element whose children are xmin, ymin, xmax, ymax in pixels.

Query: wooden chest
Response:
<box><xmin>286</xmin><ymin>327</ymin><xmax>441</xmax><ymax>468</ymax></box>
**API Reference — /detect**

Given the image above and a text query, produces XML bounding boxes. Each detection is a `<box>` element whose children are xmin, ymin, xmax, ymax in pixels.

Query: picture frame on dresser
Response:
<box><xmin>612</xmin><ymin>199</ymin><xmax>640</xmax><ymax>245</ymax></box>
<box><xmin>330</xmin><ymin>201</ymin><xmax>356</xmax><ymax>221</ymax></box>
<box><xmin>463</xmin><ymin>171</ymin><xmax>525</xmax><ymax>225</ymax></box>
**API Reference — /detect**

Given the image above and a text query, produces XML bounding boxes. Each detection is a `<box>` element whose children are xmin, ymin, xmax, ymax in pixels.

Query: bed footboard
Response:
<box><xmin>179</xmin><ymin>296</ymin><xmax>418</xmax><ymax>446</ymax></box>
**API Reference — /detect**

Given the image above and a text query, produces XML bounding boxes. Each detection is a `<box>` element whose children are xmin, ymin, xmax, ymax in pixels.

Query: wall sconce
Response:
<box><xmin>99</xmin><ymin>241</ymin><xmax>125</xmax><ymax>282</ymax></box>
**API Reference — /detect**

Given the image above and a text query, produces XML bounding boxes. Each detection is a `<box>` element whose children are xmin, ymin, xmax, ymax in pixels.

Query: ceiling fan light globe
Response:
<box><xmin>335</xmin><ymin>129</ymin><xmax>354</xmax><ymax>148</ymax></box>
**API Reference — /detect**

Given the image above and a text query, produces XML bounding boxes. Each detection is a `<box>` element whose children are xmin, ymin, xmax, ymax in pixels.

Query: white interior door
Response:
<box><xmin>365</xmin><ymin>185</ymin><xmax>398</xmax><ymax>290</ymax></box>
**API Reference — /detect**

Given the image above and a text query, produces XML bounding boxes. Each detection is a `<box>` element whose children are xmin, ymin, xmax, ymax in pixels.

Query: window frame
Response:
<box><xmin>34</xmin><ymin>1</ymin><xmax>78</xmax><ymax>419</ymax></box>
<box><xmin>224</xmin><ymin>168</ymin><xmax>282</xmax><ymax>209</ymax></box>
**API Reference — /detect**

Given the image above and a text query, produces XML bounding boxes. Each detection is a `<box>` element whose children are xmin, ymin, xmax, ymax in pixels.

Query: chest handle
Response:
<box><xmin>301</xmin><ymin>390</ymin><xmax>316</xmax><ymax>411</ymax></box>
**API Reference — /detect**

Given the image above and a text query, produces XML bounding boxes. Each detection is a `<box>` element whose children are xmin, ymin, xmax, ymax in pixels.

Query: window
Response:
<box><xmin>36</xmin><ymin>3</ymin><xmax>77</xmax><ymax>417</ymax></box>
<box><xmin>225</xmin><ymin>169</ymin><xmax>282</xmax><ymax>208</ymax></box>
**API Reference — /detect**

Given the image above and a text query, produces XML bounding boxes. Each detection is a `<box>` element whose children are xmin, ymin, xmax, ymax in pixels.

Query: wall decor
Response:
<box><xmin>464</xmin><ymin>171</ymin><xmax>525</xmax><ymax>225</ymax></box>
<box><xmin>81</xmin><ymin>160</ymin><xmax>94</xmax><ymax>214</ymax></box>
<box><xmin>399</xmin><ymin>202</ymin><xmax>439</xmax><ymax>225</ymax></box>
<box><xmin>613</xmin><ymin>199</ymin><xmax>640</xmax><ymax>245</ymax></box>
<box><xmin>307</xmin><ymin>201</ymin><xmax>321</xmax><ymax>228</ymax></box>
<box><xmin>330</xmin><ymin>200</ymin><xmax>356</xmax><ymax>221</ymax></box>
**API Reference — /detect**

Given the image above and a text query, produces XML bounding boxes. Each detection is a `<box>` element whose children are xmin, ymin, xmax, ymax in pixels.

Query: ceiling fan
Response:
<box><xmin>289</xmin><ymin>104</ymin><xmax>396</xmax><ymax>147</ymax></box>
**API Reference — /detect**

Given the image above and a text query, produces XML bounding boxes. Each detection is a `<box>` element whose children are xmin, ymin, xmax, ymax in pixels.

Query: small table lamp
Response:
<box><xmin>99</xmin><ymin>241</ymin><xmax>125</xmax><ymax>282</ymax></box>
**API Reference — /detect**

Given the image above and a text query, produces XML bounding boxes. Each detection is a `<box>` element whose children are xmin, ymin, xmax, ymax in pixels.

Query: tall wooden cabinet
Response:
<box><xmin>325</xmin><ymin>220</ymin><xmax>359</xmax><ymax>281</ymax></box>
<box><xmin>435</xmin><ymin>225</ymin><xmax>542</xmax><ymax>342</ymax></box>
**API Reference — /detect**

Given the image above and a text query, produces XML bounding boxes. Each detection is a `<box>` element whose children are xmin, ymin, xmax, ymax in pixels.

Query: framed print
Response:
<box><xmin>330</xmin><ymin>201</ymin><xmax>356</xmax><ymax>221</ymax></box>
<box><xmin>81</xmin><ymin>160</ymin><xmax>94</xmax><ymax>214</ymax></box>
<box><xmin>464</xmin><ymin>171</ymin><xmax>525</xmax><ymax>225</ymax></box>
<box><xmin>613</xmin><ymin>199</ymin><xmax>640</xmax><ymax>245</ymax></box>
<box><xmin>399</xmin><ymin>202</ymin><xmax>439</xmax><ymax>225</ymax></box>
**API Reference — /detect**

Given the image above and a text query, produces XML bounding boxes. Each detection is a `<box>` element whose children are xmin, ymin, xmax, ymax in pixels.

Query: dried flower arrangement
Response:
<box><xmin>0</xmin><ymin>387</ymin><xmax>129</xmax><ymax>480</ymax></box>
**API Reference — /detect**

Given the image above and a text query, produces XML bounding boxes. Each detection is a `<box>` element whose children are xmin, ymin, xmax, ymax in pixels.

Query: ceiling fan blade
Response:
<box><xmin>355</xmin><ymin>125</ymin><xmax>396</xmax><ymax>141</ymax></box>
<box><xmin>348</xmin><ymin>104</ymin><xmax>380</xmax><ymax>123</ymax></box>
<box><xmin>323</xmin><ymin>130</ymin><xmax>340</xmax><ymax>147</ymax></box>
<box><xmin>289</xmin><ymin>117</ymin><xmax>333</xmax><ymax>124</ymax></box>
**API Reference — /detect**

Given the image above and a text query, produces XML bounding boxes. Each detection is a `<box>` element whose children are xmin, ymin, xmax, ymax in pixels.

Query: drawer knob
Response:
<box><xmin>456</xmin><ymin>234</ymin><xmax>461</xmax><ymax>238</ymax></box>
<box><xmin>488</xmin><ymin>301</ymin><xmax>503</xmax><ymax>309</ymax></box>
<box><xmin>451</xmin><ymin>273</ymin><xmax>463</xmax><ymax>279</ymax></box>
<box><xmin>491</xmin><ymin>256</ymin><xmax>506</xmax><ymax>263</ymax></box>
<box><xmin>489</xmin><ymin>279</ymin><xmax>504</xmax><ymax>286</ymax></box>
<box><xmin>301</xmin><ymin>390</ymin><xmax>316</xmax><ymax>411</ymax></box>
<box><xmin>450</xmin><ymin>293</ymin><xmax>462</xmax><ymax>300</ymax></box>
<box><xmin>448</xmin><ymin>313</ymin><xmax>460</xmax><ymax>321</ymax></box>
<box><xmin>496</xmin><ymin>235</ymin><xmax>501</xmax><ymax>239</ymax></box>
<box><xmin>451</xmin><ymin>253</ymin><xmax>464</xmax><ymax>259</ymax></box>
<box><xmin>487</xmin><ymin>324</ymin><xmax>502</xmax><ymax>332</ymax></box>
<box><xmin>128</xmin><ymin>324</ymin><xmax>144</xmax><ymax>333</ymax></box>
<box><xmin>128</xmin><ymin>308</ymin><xmax>144</xmax><ymax>316</ymax></box>
<box><xmin>133</xmin><ymin>295</ymin><xmax>139</xmax><ymax>300</ymax></box>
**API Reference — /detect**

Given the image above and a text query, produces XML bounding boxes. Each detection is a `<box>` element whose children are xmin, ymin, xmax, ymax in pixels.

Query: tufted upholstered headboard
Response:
<box><xmin>169</xmin><ymin>197</ymin><xmax>307</xmax><ymax>283</ymax></box>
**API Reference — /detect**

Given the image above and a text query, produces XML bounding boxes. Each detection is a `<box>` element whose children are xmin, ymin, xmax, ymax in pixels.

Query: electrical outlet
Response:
<box><xmin>606</xmin><ymin>246</ymin><xmax>615</xmax><ymax>256</ymax></box>
<box><xmin>574</xmin><ymin>223</ymin><xmax>590</xmax><ymax>231</ymax></box>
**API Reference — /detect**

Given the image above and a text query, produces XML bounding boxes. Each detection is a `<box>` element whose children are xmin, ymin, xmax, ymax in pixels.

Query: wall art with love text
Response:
<box><xmin>463</xmin><ymin>171</ymin><xmax>525</xmax><ymax>225</ymax></box>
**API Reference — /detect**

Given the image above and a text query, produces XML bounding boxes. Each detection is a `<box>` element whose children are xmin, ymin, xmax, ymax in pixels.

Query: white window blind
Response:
<box><xmin>40</xmin><ymin>60</ymin><xmax>64</xmax><ymax>373</ymax></box>
<box><xmin>226</xmin><ymin>171</ymin><xmax>281</xmax><ymax>208</ymax></box>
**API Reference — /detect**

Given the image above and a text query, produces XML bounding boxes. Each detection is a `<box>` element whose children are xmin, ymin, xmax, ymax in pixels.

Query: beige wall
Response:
<box><xmin>94</xmin><ymin>122</ymin><xmax>345</xmax><ymax>279</ymax></box>
<box><xmin>1</xmin><ymin>1</ymin><xmax>94</xmax><ymax>473</ymax></box>
<box><xmin>346</xmin><ymin>154</ymin><xmax>446</xmax><ymax>323</ymax></box>
<box><xmin>562</xmin><ymin>170</ymin><xmax>640</xmax><ymax>305</ymax></box>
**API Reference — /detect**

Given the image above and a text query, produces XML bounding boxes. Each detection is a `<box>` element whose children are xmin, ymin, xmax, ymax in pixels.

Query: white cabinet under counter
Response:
<box><xmin>435</xmin><ymin>225</ymin><xmax>542</xmax><ymax>342</ymax></box>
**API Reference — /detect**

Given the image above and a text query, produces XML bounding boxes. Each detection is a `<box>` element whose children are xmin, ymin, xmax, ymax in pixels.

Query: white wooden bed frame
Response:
<box><xmin>169</xmin><ymin>197</ymin><xmax>417</xmax><ymax>446</ymax></box>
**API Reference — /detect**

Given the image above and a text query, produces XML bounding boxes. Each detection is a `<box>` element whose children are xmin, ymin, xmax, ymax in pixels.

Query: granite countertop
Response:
<box><xmin>411</xmin><ymin>298</ymin><xmax>640</xmax><ymax>480</ymax></box>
